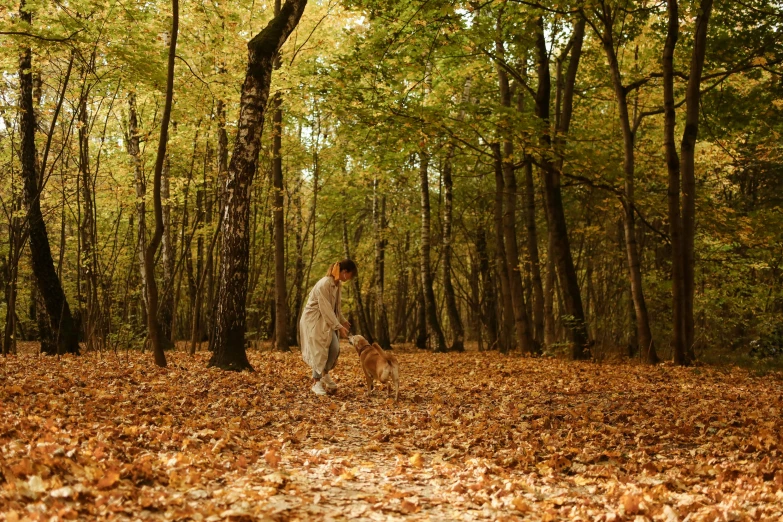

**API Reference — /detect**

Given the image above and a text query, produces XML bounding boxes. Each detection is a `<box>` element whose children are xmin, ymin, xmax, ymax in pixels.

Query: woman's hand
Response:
<box><xmin>338</xmin><ymin>326</ymin><xmax>349</xmax><ymax>338</ymax></box>
<box><xmin>341</xmin><ymin>320</ymin><xmax>351</xmax><ymax>331</ymax></box>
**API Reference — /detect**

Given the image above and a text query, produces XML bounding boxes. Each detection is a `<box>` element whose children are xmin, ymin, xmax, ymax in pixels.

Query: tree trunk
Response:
<box><xmin>391</xmin><ymin>231</ymin><xmax>410</xmax><ymax>343</ymax></box>
<box><xmin>490</xmin><ymin>143</ymin><xmax>515</xmax><ymax>353</ymax></box>
<box><xmin>210</xmin><ymin>0</ymin><xmax>308</xmax><ymax>370</ymax></box>
<box><xmin>287</xmin><ymin>188</ymin><xmax>305</xmax><ymax>347</ymax></box>
<box><xmin>535</xmin><ymin>16</ymin><xmax>589</xmax><ymax>359</ymax></box>
<box><xmin>77</xmin><ymin>74</ymin><xmax>97</xmax><ymax>350</ymax></box>
<box><xmin>441</xmin><ymin>148</ymin><xmax>464</xmax><ymax>352</ymax></box>
<box><xmin>597</xmin><ymin>10</ymin><xmax>658</xmax><ymax>364</ymax></box>
<box><xmin>440</xmin><ymin>79</ymin><xmax>472</xmax><ymax>353</ymax></box>
<box><xmin>271</xmin><ymin>24</ymin><xmax>288</xmax><ymax>352</ymax></box>
<box><xmin>476</xmin><ymin>226</ymin><xmax>498</xmax><ymax>351</ymax></box>
<box><xmin>32</xmin><ymin>288</ymin><xmax>56</xmax><ymax>354</ymax></box>
<box><xmin>418</xmin><ymin>151</ymin><xmax>448</xmax><ymax>353</ymax></box>
<box><xmin>524</xmin><ymin>160</ymin><xmax>545</xmax><ymax>346</ymax></box>
<box><xmin>206</xmin><ymin>99</ymin><xmax>228</xmax><ymax>350</ymax></box>
<box><xmin>158</xmin><ymin>150</ymin><xmax>175</xmax><ymax>346</ymax></box>
<box><xmin>3</xmin><ymin>188</ymin><xmax>23</xmax><ymax>356</ymax></box>
<box><xmin>341</xmin><ymin>218</ymin><xmax>374</xmax><ymax>341</ymax></box>
<box><xmin>373</xmin><ymin>178</ymin><xmax>392</xmax><ymax>349</ymax></box>
<box><xmin>190</xmin><ymin>207</ymin><xmax>222</xmax><ymax>355</ymax></box>
<box><xmin>495</xmin><ymin>37</ymin><xmax>535</xmax><ymax>354</ymax></box>
<box><xmin>663</xmin><ymin>0</ymin><xmax>687</xmax><ymax>365</ymax></box>
<box><xmin>17</xmin><ymin>4</ymin><xmax>80</xmax><ymax>355</ymax></box>
<box><xmin>543</xmin><ymin>222</ymin><xmax>557</xmax><ymax>350</ymax></box>
<box><xmin>127</xmin><ymin>93</ymin><xmax>149</xmax><ymax>319</ymax></box>
<box><xmin>680</xmin><ymin>0</ymin><xmax>714</xmax><ymax>363</ymax></box>
<box><xmin>144</xmin><ymin>0</ymin><xmax>178</xmax><ymax>367</ymax></box>
<box><xmin>414</xmin><ymin>279</ymin><xmax>427</xmax><ymax>349</ymax></box>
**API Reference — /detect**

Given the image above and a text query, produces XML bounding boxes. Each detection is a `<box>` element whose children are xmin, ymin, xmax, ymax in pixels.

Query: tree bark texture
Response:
<box><xmin>128</xmin><ymin>93</ymin><xmax>149</xmax><ymax>320</ymax></box>
<box><xmin>271</xmin><ymin>92</ymin><xmax>288</xmax><ymax>351</ymax></box>
<box><xmin>210</xmin><ymin>0</ymin><xmax>308</xmax><ymax>370</ymax></box>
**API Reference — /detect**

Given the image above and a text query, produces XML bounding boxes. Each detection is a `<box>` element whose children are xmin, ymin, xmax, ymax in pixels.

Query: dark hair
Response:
<box><xmin>338</xmin><ymin>259</ymin><xmax>358</xmax><ymax>276</ymax></box>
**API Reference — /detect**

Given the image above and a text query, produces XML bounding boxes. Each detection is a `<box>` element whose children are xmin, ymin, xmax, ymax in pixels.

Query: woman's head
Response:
<box><xmin>328</xmin><ymin>259</ymin><xmax>358</xmax><ymax>282</ymax></box>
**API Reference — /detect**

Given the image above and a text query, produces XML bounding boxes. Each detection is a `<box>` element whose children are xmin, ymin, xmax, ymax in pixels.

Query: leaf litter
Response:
<box><xmin>1</xmin><ymin>344</ymin><xmax>782</xmax><ymax>521</ymax></box>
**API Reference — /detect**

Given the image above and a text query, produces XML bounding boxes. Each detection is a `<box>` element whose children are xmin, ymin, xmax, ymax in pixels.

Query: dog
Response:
<box><xmin>349</xmin><ymin>335</ymin><xmax>400</xmax><ymax>401</ymax></box>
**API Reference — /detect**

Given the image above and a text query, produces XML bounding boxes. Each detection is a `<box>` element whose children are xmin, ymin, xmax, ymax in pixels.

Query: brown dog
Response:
<box><xmin>349</xmin><ymin>335</ymin><xmax>399</xmax><ymax>401</ymax></box>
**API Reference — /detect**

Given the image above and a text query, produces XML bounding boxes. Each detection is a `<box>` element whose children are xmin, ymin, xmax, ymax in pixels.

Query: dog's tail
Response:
<box><xmin>386</xmin><ymin>353</ymin><xmax>400</xmax><ymax>402</ymax></box>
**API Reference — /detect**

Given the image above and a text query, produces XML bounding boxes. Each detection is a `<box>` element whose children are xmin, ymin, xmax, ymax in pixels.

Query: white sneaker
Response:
<box><xmin>311</xmin><ymin>380</ymin><xmax>327</xmax><ymax>396</ymax></box>
<box><xmin>322</xmin><ymin>374</ymin><xmax>337</xmax><ymax>392</ymax></box>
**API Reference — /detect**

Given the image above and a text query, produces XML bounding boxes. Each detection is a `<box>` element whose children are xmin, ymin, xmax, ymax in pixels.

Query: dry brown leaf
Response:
<box><xmin>96</xmin><ymin>469</ymin><xmax>120</xmax><ymax>489</ymax></box>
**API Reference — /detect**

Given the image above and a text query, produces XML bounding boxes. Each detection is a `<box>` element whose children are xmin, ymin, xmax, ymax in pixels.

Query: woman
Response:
<box><xmin>299</xmin><ymin>259</ymin><xmax>356</xmax><ymax>395</ymax></box>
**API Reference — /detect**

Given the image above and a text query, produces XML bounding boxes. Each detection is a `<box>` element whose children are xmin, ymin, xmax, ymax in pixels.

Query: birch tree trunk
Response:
<box><xmin>209</xmin><ymin>0</ymin><xmax>308</xmax><ymax>370</ymax></box>
<box><xmin>127</xmin><ymin>93</ymin><xmax>148</xmax><ymax>320</ymax></box>
<box><xmin>418</xmin><ymin>151</ymin><xmax>448</xmax><ymax>352</ymax></box>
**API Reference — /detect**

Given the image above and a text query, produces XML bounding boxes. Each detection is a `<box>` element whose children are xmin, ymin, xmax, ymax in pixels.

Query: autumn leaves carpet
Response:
<box><xmin>1</xmin><ymin>346</ymin><xmax>782</xmax><ymax>520</ymax></box>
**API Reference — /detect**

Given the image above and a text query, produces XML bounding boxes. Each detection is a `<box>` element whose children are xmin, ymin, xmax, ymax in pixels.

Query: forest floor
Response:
<box><xmin>1</xmin><ymin>342</ymin><xmax>782</xmax><ymax>521</ymax></box>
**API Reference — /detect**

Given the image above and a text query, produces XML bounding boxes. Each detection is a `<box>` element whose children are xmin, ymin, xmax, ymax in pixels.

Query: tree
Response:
<box><xmin>17</xmin><ymin>0</ymin><xmax>80</xmax><ymax>356</ymax></box>
<box><xmin>418</xmin><ymin>150</ymin><xmax>448</xmax><ymax>353</ymax></box>
<box><xmin>534</xmin><ymin>14</ymin><xmax>591</xmax><ymax>360</ymax></box>
<box><xmin>144</xmin><ymin>0</ymin><xmax>179</xmax><ymax>368</ymax></box>
<box><xmin>586</xmin><ymin>2</ymin><xmax>658</xmax><ymax>364</ymax></box>
<box><xmin>271</xmin><ymin>0</ymin><xmax>289</xmax><ymax>353</ymax></box>
<box><xmin>209</xmin><ymin>0</ymin><xmax>309</xmax><ymax>371</ymax></box>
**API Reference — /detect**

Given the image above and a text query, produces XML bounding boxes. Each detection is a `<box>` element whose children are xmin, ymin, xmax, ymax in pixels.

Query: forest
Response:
<box><xmin>1</xmin><ymin>0</ymin><xmax>783</xmax><ymax>519</ymax></box>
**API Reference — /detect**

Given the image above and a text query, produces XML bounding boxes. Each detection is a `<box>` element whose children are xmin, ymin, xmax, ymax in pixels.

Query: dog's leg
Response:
<box><xmin>364</xmin><ymin>372</ymin><xmax>374</xmax><ymax>394</ymax></box>
<box><xmin>393</xmin><ymin>366</ymin><xmax>399</xmax><ymax>402</ymax></box>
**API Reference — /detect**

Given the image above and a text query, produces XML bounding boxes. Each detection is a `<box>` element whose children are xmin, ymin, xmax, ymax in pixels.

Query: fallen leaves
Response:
<box><xmin>95</xmin><ymin>468</ymin><xmax>120</xmax><ymax>489</ymax></box>
<box><xmin>263</xmin><ymin>448</ymin><xmax>280</xmax><ymax>469</ymax></box>
<box><xmin>0</xmin><ymin>345</ymin><xmax>782</xmax><ymax>520</ymax></box>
